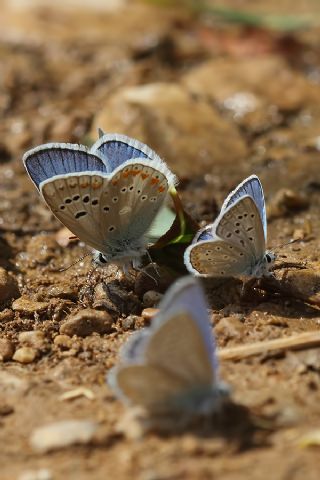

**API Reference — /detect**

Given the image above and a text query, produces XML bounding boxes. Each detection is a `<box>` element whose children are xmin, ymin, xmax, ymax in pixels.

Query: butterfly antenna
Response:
<box><xmin>273</xmin><ymin>238</ymin><xmax>302</xmax><ymax>251</ymax></box>
<box><xmin>146</xmin><ymin>250</ymin><xmax>160</xmax><ymax>278</ymax></box>
<box><xmin>59</xmin><ymin>252</ymin><xmax>92</xmax><ymax>272</ymax></box>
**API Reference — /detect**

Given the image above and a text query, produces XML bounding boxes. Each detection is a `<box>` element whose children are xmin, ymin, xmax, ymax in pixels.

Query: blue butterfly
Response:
<box><xmin>184</xmin><ymin>175</ymin><xmax>275</xmax><ymax>277</ymax></box>
<box><xmin>23</xmin><ymin>132</ymin><xmax>176</xmax><ymax>274</ymax></box>
<box><xmin>108</xmin><ymin>276</ymin><xmax>229</xmax><ymax>415</ymax></box>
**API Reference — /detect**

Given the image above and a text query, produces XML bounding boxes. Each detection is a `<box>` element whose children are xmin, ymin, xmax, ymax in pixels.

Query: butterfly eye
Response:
<box><xmin>98</xmin><ymin>253</ymin><xmax>107</xmax><ymax>264</ymax></box>
<box><xmin>266</xmin><ymin>253</ymin><xmax>273</xmax><ymax>263</ymax></box>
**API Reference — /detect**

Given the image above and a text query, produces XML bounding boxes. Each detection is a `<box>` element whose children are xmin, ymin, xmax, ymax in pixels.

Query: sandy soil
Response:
<box><xmin>1</xmin><ymin>1</ymin><xmax>320</xmax><ymax>479</ymax></box>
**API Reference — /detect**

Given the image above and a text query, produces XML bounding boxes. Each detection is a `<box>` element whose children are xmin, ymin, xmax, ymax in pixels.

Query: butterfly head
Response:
<box><xmin>252</xmin><ymin>250</ymin><xmax>276</xmax><ymax>277</ymax></box>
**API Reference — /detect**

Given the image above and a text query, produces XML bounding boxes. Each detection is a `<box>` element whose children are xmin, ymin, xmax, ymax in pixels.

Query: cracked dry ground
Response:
<box><xmin>1</xmin><ymin>1</ymin><xmax>320</xmax><ymax>479</ymax></box>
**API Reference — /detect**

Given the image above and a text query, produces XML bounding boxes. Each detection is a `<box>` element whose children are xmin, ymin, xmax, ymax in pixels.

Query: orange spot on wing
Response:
<box><xmin>112</xmin><ymin>180</ymin><xmax>118</xmax><ymax>186</ymax></box>
<box><xmin>81</xmin><ymin>183</ymin><xmax>89</xmax><ymax>188</ymax></box>
<box><xmin>158</xmin><ymin>186</ymin><xmax>165</xmax><ymax>193</ymax></box>
<box><xmin>132</xmin><ymin>170</ymin><xmax>141</xmax><ymax>176</ymax></box>
<box><xmin>151</xmin><ymin>178</ymin><xmax>159</xmax><ymax>185</ymax></box>
<box><xmin>141</xmin><ymin>173</ymin><xmax>149</xmax><ymax>179</ymax></box>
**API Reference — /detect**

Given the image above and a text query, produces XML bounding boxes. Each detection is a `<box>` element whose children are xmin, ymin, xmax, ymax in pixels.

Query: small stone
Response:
<box><xmin>141</xmin><ymin>308</ymin><xmax>159</xmax><ymax>321</ymax></box>
<box><xmin>53</xmin><ymin>334</ymin><xmax>72</xmax><ymax>349</ymax></box>
<box><xmin>26</xmin><ymin>234</ymin><xmax>60</xmax><ymax>264</ymax></box>
<box><xmin>13</xmin><ymin>347</ymin><xmax>37</xmax><ymax>364</ymax></box>
<box><xmin>18</xmin><ymin>468</ymin><xmax>53</xmax><ymax>480</ymax></box>
<box><xmin>30</xmin><ymin>420</ymin><xmax>98</xmax><ymax>453</ymax></box>
<box><xmin>0</xmin><ymin>403</ymin><xmax>14</xmax><ymax>416</ymax></box>
<box><xmin>47</xmin><ymin>284</ymin><xmax>78</xmax><ymax>300</ymax></box>
<box><xmin>0</xmin><ymin>338</ymin><xmax>14</xmax><ymax>361</ymax></box>
<box><xmin>0</xmin><ymin>267</ymin><xmax>19</xmax><ymax>303</ymax></box>
<box><xmin>12</xmin><ymin>297</ymin><xmax>49</xmax><ymax>314</ymax></box>
<box><xmin>142</xmin><ymin>290</ymin><xmax>163</xmax><ymax>308</ymax></box>
<box><xmin>120</xmin><ymin>315</ymin><xmax>140</xmax><ymax>331</ymax></box>
<box><xmin>18</xmin><ymin>331</ymin><xmax>46</xmax><ymax>349</ymax></box>
<box><xmin>60</xmin><ymin>309</ymin><xmax>113</xmax><ymax>337</ymax></box>
<box><xmin>214</xmin><ymin>316</ymin><xmax>245</xmax><ymax>340</ymax></box>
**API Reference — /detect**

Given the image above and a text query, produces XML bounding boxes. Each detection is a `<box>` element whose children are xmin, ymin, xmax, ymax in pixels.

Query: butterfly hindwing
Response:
<box><xmin>185</xmin><ymin>238</ymin><xmax>253</xmax><ymax>277</ymax></box>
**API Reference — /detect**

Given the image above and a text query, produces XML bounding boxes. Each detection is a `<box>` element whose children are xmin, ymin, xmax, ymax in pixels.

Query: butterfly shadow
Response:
<box><xmin>200</xmin><ymin>271</ymin><xmax>320</xmax><ymax>318</ymax></box>
<box><xmin>118</xmin><ymin>398</ymin><xmax>273</xmax><ymax>452</ymax></box>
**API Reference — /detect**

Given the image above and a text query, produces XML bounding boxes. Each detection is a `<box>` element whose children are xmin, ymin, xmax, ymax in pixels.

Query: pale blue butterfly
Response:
<box><xmin>108</xmin><ymin>276</ymin><xmax>229</xmax><ymax>415</ymax></box>
<box><xmin>184</xmin><ymin>175</ymin><xmax>276</xmax><ymax>277</ymax></box>
<box><xmin>23</xmin><ymin>132</ymin><xmax>176</xmax><ymax>274</ymax></box>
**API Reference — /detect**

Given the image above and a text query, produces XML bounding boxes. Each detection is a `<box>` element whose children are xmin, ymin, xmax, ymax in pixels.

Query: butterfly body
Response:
<box><xmin>23</xmin><ymin>134</ymin><xmax>176</xmax><ymax>271</ymax></box>
<box><xmin>108</xmin><ymin>276</ymin><xmax>229</xmax><ymax>415</ymax></box>
<box><xmin>184</xmin><ymin>176</ymin><xmax>275</xmax><ymax>278</ymax></box>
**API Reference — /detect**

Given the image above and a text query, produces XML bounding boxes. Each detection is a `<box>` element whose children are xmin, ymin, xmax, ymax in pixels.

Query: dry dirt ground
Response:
<box><xmin>1</xmin><ymin>1</ymin><xmax>320</xmax><ymax>479</ymax></box>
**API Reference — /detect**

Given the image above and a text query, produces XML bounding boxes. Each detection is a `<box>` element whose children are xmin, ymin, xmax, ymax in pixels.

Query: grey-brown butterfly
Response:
<box><xmin>108</xmin><ymin>276</ymin><xmax>229</xmax><ymax>415</ymax></box>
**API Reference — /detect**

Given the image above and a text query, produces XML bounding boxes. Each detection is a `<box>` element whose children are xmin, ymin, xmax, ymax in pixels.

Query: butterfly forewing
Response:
<box><xmin>40</xmin><ymin>161</ymin><xmax>169</xmax><ymax>256</ymax></box>
<box><xmin>145</xmin><ymin>312</ymin><xmax>214</xmax><ymax>387</ymax></box>
<box><xmin>215</xmin><ymin>196</ymin><xmax>266</xmax><ymax>263</ymax></box>
<box><xmin>23</xmin><ymin>145</ymin><xmax>107</xmax><ymax>190</ymax></box>
<box><xmin>222</xmin><ymin>175</ymin><xmax>267</xmax><ymax>237</ymax></box>
<box><xmin>90</xmin><ymin>133</ymin><xmax>161</xmax><ymax>173</ymax></box>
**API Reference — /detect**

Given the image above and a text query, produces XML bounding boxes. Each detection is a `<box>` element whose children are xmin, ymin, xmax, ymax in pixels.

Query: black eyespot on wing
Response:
<box><xmin>92</xmin><ymin>199</ymin><xmax>99</xmax><ymax>205</ymax></box>
<box><xmin>75</xmin><ymin>211</ymin><xmax>87</xmax><ymax>219</ymax></box>
<box><xmin>65</xmin><ymin>198</ymin><xmax>72</xmax><ymax>204</ymax></box>
<box><xmin>83</xmin><ymin>195</ymin><xmax>90</xmax><ymax>203</ymax></box>
<box><xmin>73</xmin><ymin>195</ymin><xmax>80</xmax><ymax>201</ymax></box>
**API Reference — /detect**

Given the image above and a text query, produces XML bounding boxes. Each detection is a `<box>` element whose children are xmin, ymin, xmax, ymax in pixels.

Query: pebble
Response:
<box><xmin>18</xmin><ymin>469</ymin><xmax>52</xmax><ymax>480</ymax></box>
<box><xmin>18</xmin><ymin>330</ymin><xmax>46</xmax><ymax>349</ymax></box>
<box><xmin>60</xmin><ymin>309</ymin><xmax>113</xmax><ymax>337</ymax></box>
<box><xmin>0</xmin><ymin>338</ymin><xmax>14</xmax><ymax>361</ymax></box>
<box><xmin>0</xmin><ymin>267</ymin><xmax>19</xmax><ymax>303</ymax></box>
<box><xmin>26</xmin><ymin>234</ymin><xmax>60</xmax><ymax>264</ymax></box>
<box><xmin>12</xmin><ymin>297</ymin><xmax>49</xmax><ymax>314</ymax></box>
<box><xmin>53</xmin><ymin>334</ymin><xmax>72</xmax><ymax>349</ymax></box>
<box><xmin>141</xmin><ymin>308</ymin><xmax>159</xmax><ymax>321</ymax></box>
<box><xmin>214</xmin><ymin>316</ymin><xmax>245</xmax><ymax>340</ymax></box>
<box><xmin>13</xmin><ymin>347</ymin><xmax>37</xmax><ymax>364</ymax></box>
<box><xmin>30</xmin><ymin>419</ymin><xmax>98</xmax><ymax>453</ymax></box>
<box><xmin>142</xmin><ymin>290</ymin><xmax>163</xmax><ymax>308</ymax></box>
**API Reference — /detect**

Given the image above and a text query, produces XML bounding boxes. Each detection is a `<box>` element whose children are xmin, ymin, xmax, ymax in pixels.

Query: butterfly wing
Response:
<box><xmin>184</xmin><ymin>238</ymin><xmax>253</xmax><ymax>276</ymax></box>
<box><xmin>145</xmin><ymin>312</ymin><xmax>215</xmax><ymax>386</ymax></box>
<box><xmin>91</xmin><ymin>133</ymin><xmax>162</xmax><ymax>173</ymax></box>
<box><xmin>108</xmin><ymin>364</ymin><xmax>189</xmax><ymax>411</ymax></box>
<box><xmin>109</xmin><ymin>277</ymin><xmax>220</xmax><ymax>411</ymax></box>
<box><xmin>40</xmin><ymin>160</ymin><xmax>170</xmax><ymax>256</ymax></box>
<box><xmin>23</xmin><ymin>144</ymin><xmax>107</xmax><ymax>190</ymax></box>
<box><xmin>221</xmin><ymin>175</ymin><xmax>267</xmax><ymax>238</ymax></box>
<box><xmin>185</xmin><ymin>196</ymin><xmax>266</xmax><ymax>277</ymax></box>
<box><xmin>214</xmin><ymin>195</ymin><xmax>266</xmax><ymax>262</ymax></box>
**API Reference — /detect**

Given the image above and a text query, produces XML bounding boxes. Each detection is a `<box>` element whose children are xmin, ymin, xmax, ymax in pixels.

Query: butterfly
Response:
<box><xmin>184</xmin><ymin>175</ymin><xmax>276</xmax><ymax>278</ymax></box>
<box><xmin>23</xmin><ymin>132</ymin><xmax>177</xmax><ymax>274</ymax></box>
<box><xmin>108</xmin><ymin>276</ymin><xmax>229</xmax><ymax>415</ymax></box>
